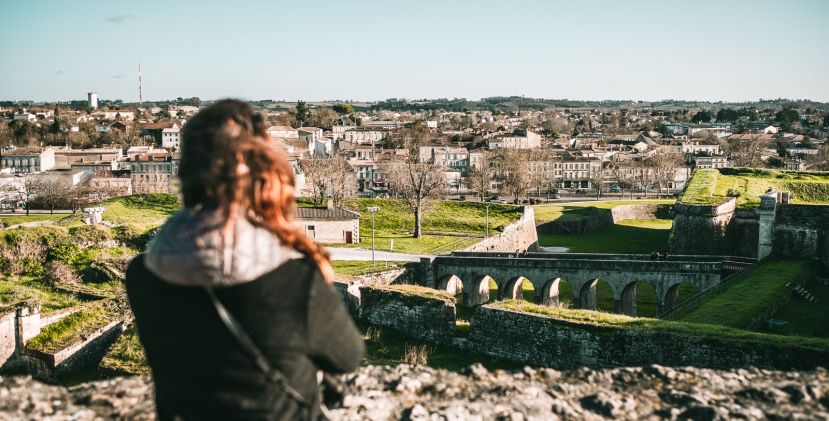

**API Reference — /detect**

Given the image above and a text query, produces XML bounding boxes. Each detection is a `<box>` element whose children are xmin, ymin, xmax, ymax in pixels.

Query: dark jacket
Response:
<box><xmin>125</xmin><ymin>254</ymin><xmax>365</xmax><ymax>421</ymax></box>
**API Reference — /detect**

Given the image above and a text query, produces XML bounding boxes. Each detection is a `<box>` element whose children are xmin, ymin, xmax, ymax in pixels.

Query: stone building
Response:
<box><xmin>293</xmin><ymin>201</ymin><xmax>360</xmax><ymax>244</ymax></box>
<box><xmin>129</xmin><ymin>151</ymin><xmax>179</xmax><ymax>194</ymax></box>
<box><xmin>0</xmin><ymin>147</ymin><xmax>55</xmax><ymax>174</ymax></box>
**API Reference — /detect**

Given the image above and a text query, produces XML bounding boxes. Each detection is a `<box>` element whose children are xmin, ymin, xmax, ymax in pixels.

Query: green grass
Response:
<box><xmin>0</xmin><ymin>278</ymin><xmax>84</xmax><ymax>312</ymax></box>
<box><xmin>332</xmin><ymin>260</ymin><xmax>408</xmax><ymax>278</ymax></box>
<box><xmin>679</xmin><ymin>260</ymin><xmax>820</xmax><ymax>329</ymax></box>
<box><xmin>370</xmin><ymin>284</ymin><xmax>456</xmax><ymax>303</ymax></box>
<box><xmin>102</xmin><ymin>194</ymin><xmax>180</xmax><ymax>229</ymax></box>
<box><xmin>27</xmin><ymin>301</ymin><xmax>119</xmax><ymax>354</ymax></box>
<box><xmin>680</xmin><ymin>168</ymin><xmax>829</xmax><ymax>207</ymax></box>
<box><xmin>496</xmin><ymin>300</ymin><xmax>829</xmax><ymax>350</ymax></box>
<box><xmin>0</xmin><ymin>214</ymin><xmax>68</xmax><ymax>227</ymax></box>
<box><xmin>532</xmin><ymin>199</ymin><xmax>675</xmax><ymax>223</ymax></box>
<box><xmin>361</xmin><ymin>322</ymin><xmax>522</xmax><ymax>371</ymax></box>
<box><xmin>772</xmin><ymin>280</ymin><xmax>829</xmax><ymax>338</ymax></box>
<box><xmin>331</xmin><ymin>198</ymin><xmax>522</xmax><ymax>254</ymax></box>
<box><xmin>99</xmin><ymin>324</ymin><xmax>150</xmax><ymax>375</ymax></box>
<box><xmin>538</xmin><ymin>219</ymin><xmax>673</xmax><ymax>253</ymax></box>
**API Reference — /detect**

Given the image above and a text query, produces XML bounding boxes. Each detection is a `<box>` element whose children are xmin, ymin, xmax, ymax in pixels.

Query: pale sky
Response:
<box><xmin>2</xmin><ymin>0</ymin><xmax>828</xmax><ymax>103</ymax></box>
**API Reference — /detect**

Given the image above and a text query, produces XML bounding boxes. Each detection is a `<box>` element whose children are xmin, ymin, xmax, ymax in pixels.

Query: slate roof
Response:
<box><xmin>293</xmin><ymin>207</ymin><xmax>360</xmax><ymax>221</ymax></box>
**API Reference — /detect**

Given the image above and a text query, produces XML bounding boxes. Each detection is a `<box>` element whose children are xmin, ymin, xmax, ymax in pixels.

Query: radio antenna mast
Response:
<box><xmin>138</xmin><ymin>62</ymin><xmax>143</xmax><ymax>107</ymax></box>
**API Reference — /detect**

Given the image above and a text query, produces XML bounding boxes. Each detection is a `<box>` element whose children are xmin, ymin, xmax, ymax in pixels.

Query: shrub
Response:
<box><xmin>0</xmin><ymin>236</ymin><xmax>46</xmax><ymax>275</ymax></box>
<box><xmin>69</xmin><ymin>225</ymin><xmax>114</xmax><ymax>245</ymax></box>
<box><xmin>114</xmin><ymin>224</ymin><xmax>159</xmax><ymax>251</ymax></box>
<box><xmin>44</xmin><ymin>261</ymin><xmax>81</xmax><ymax>286</ymax></box>
<box><xmin>726</xmin><ymin>188</ymin><xmax>741</xmax><ymax>197</ymax></box>
<box><xmin>47</xmin><ymin>242</ymin><xmax>82</xmax><ymax>264</ymax></box>
<box><xmin>19</xmin><ymin>258</ymin><xmax>44</xmax><ymax>277</ymax></box>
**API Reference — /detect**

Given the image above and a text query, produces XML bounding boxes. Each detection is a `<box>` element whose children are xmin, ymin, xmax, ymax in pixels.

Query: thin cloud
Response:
<box><xmin>106</xmin><ymin>14</ymin><xmax>135</xmax><ymax>23</ymax></box>
<box><xmin>110</xmin><ymin>74</ymin><xmax>124</xmax><ymax>80</ymax></box>
<box><xmin>55</xmin><ymin>70</ymin><xmax>65</xmax><ymax>75</ymax></box>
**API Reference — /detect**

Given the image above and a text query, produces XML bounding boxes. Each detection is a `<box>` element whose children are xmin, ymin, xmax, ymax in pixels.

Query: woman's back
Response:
<box><xmin>126</xmin><ymin>254</ymin><xmax>364</xmax><ymax>420</ymax></box>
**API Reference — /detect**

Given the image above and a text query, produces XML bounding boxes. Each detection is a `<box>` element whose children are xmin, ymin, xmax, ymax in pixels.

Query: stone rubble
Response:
<box><xmin>0</xmin><ymin>364</ymin><xmax>826</xmax><ymax>420</ymax></box>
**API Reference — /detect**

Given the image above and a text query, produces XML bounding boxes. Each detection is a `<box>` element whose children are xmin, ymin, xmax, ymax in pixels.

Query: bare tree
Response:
<box><xmin>467</xmin><ymin>151</ymin><xmax>493</xmax><ymax>201</ymax></box>
<box><xmin>385</xmin><ymin>142</ymin><xmax>446</xmax><ymax>238</ymax></box>
<box><xmin>34</xmin><ymin>175</ymin><xmax>68</xmax><ymax>214</ymax></box>
<box><xmin>728</xmin><ymin>136</ymin><xmax>768</xmax><ymax>167</ymax></box>
<box><xmin>498</xmin><ymin>150</ymin><xmax>530</xmax><ymax>202</ymax></box>
<box><xmin>587</xmin><ymin>164</ymin><xmax>604</xmax><ymax>200</ymax></box>
<box><xmin>649</xmin><ymin>152</ymin><xmax>683</xmax><ymax>195</ymax></box>
<box><xmin>301</xmin><ymin>155</ymin><xmax>355</xmax><ymax>206</ymax></box>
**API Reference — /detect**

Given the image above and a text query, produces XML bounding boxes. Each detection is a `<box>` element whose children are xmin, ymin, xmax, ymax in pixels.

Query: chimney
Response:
<box><xmin>326</xmin><ymin>198</ymin><xmax>334</xmax><ymax>210</ymax></box>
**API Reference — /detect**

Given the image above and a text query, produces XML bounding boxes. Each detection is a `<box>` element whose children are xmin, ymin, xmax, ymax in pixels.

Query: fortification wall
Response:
<box><xmin>23</xmin><ymin>319</ymin><xmax>125</xmax><ymax>381</ymax></box>
<box><xmin>359</xmin><ymin>286</ymin><xmax>456</xmax><ymax>344</ymax></box>
<box><xmin>609</xmin><ymin>203</ymin><xmax>673</xmax><ymax>223</ymax></box>
<box><xmin>668</xmin><ymin>199</ymin><xmax>736</xmax><ymax>255</ymax></box>
<box><xmin>537</xmin><ymin>204</ymin><xmax>673</xmax><ymax>235</ymax></box>
<box><xmin>463</xmin><ymin>207</ymin><xmax>538</xmax><ymax>253</ymax></box>
<box><xmin>469</xmin><ymin>305</ymin><xmax>829</xmax><ymax>370</ymax></box>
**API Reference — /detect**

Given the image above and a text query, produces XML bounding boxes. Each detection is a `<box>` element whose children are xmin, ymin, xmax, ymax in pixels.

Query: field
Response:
<box><xmin>332</xmin><ymin>260</ymin><xmax>409</xmax><ymax>277</ymax></box>
<box><xmin>533</xmin><ymin>200</ymin><xmax>675</xmax><ymax>254</ymax></box>
<box><xmin>102</xmin><ymin>194</ymin><xmax>180</xmax><ymax>230</ymax></box>
<box><xmin>532</xmin><ymin>199</ymin><xmax>674</xmax><ymax>223</ymax></box>
<box><xmin>0</xmin><ymin>214</ymin><xmax>69</xmax><ymax>227</ymax></box>
<box><xmin>679</xmin><ymin>168</ymin><xmax>829</xmax><ymax>207</ymax></box>
<box><xmin>679</xmin><ymin>260</ymin><xmax>820</xmax><ymax>329</ymax></box>
<box><xmin>538</xmin><ymin>219</ymin><xmax>673</xmax><ymax>253</ymax></box>
<box><xmin>0</xmin><ymin>278</ymin><xmax>84</xmax><ymax>312</ymax></box>
<box><xmin>328</xmin><ymin>198</ymin><xmax>522</xmax><ymax>254</ymax></box>
<box><xmin>100</xmin><ymin>325</ymin><xmax>150</xmax><ymax>375</ymax></box>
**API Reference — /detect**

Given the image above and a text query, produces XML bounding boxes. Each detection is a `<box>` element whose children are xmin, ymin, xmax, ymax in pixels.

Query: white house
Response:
<box><xmin>162</xmin><ymin>125</ymin><xmax>182</xmax><ymax>149</ymax></box>
<box><xmin>266</xmin><ymin>125</ymin><xmax>299</xmax><ymax>139</ymax></box>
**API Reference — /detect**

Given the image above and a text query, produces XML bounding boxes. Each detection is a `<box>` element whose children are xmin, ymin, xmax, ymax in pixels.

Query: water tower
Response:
<box><xmin>88</xmin><ymin>92</ymin><xmax>98</xmax><ymax>109</ymax></box>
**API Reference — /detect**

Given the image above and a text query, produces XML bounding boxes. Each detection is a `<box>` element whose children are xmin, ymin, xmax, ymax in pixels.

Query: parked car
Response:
<box><xmin>610</xmin><ymin>186</ymin><xmax>621</xmax><ymax>193</ymax></box>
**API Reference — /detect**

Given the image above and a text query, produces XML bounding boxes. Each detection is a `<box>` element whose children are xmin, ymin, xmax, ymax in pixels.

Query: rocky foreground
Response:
<box><xmin>1</xmin><ymin>364</ymin><xmax>827</xmax><ymax>420</ymax></box>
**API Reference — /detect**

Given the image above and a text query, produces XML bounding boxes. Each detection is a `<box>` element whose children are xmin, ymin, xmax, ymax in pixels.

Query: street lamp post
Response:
<box><xmin>485</xmin><ymin>204</ymin><xmax>490</xmax><ymax>237</ymax></box>
<box><xmin>366</xmin><ymin>206</ymin><xmax>380</xmax><ymax>268</ymax></box>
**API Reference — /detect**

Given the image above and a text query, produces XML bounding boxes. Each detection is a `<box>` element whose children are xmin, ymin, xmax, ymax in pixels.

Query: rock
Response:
<box><xmin>0</xmin><ymin>365</ymin><xmax>825</xmax><ymax>420</ymax></box>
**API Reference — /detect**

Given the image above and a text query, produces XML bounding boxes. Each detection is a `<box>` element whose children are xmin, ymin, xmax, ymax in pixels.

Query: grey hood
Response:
<box><xmin>144</xmin><ymin>209</ymin><xmax>301</xmax><ymax>287</ymax></box>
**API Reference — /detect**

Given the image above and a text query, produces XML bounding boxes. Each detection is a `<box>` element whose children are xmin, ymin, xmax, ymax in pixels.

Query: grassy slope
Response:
<box><xmin>0</xmin><ymin>278</ymin><xmax>84</xmax><ymax>312</ymax></box>
<box><xmin>332</xmin><ymin>260</ymin><xmax>408</xmax><ymax>277</ymax></box>
<box><xmin>102</xmin><ymin>194</ymin><xmax>180</xmax><ymax>230</ymax></box>
<box><xmin>773</xmin><ymin>280</ymin><xmax>829</xmax><ymax>338</ymax></box>
<box><xmin>679</xmin><ymin>260</ymin><xmax>820</xmax><ymax>329</ymax></box>
<box><xmin>532</xmin><ymin>199</ymin><xmax>674</xmax><ymax>223</ymax></box>
<box><xmin>100</xmin><ymin>324</ymin><xmax>150</xmax><ymax>375</ymax></box>
<box><xmin>332</xmin><ymin>198</ymin><xmax>522</xmax><ymax>254</ymax></box>
<box><xmin>27</xmin><ymin>302</ymin><xmax>119</xmax><ymax>354</ymax></box>
<box><xmin>497</xmin><ymin>300</ymin><xmax>829</xmax><ymax>350</ymax></box>
<box><xmin>0</xmin><ymin>214</ymin><xmax>68</xmax><ymax>227</ymax></box>
<box><xmin>533</xmin><ymin>199</ymin><xmax>675</xmax><ymax>254</ymax></box>
<box><xmin>538</xmin><ymin>219</ymin><xmax>673</xmax><ymax>253</ymax></box>
<box><xmin>680</xmin><ymin>168</ymin><xmax>829</xmax><ymax>207</ymax></box>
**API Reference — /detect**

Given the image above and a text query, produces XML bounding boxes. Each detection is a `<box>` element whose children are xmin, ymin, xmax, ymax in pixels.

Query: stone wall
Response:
<box><xmin>537</xmin><ymin>204</ymin><xmax>673</xmax><ymax>235</ymax></box>
<box><xmin>609</xmin><ymin>203</ymin><xmax>673</xmax><ymax>223</ymax></box>
<box><xmin>333</xmin><ymin>281</ymin><xmax>361</xmax><ymax>315</ymax></box>
<box><xmin>359</xmin><ymin>285</ymin><xmax>456</xmax><ymax>344</ymax></box>
<box><xmin>670</xmin><ymin>199</ymin><xmax>829</xmax><ymax>262</ymax></box>
<box><xmin>463</xmin><ymin>206</ymin><xmax>538</xmax><ymax>253</ymax></box>
<box><xmin>23</xmin><ymin>320</ymin><xmax>125</xmax><ymax>381</ymax></box>
<box><xmin>469</xmin><ymin>305</ymin><xmax>829</xmax><ymax>370</ymax></box>
<box><xmin>668</xmin><ymin>199</ymin><xmax>736</xmax><ymax>255</ymax></box>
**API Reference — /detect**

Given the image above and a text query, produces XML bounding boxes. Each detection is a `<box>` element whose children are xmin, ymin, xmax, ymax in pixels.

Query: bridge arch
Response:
<box><xmin>617</xmin><ymin>281</ymin><xmax>658</xmax><ymax>317</ymax></box>
<box><xmin>465</xmin><ymin>275</ymin><xmax>494</xmax><ymax>307</ymax></box>
<box><xmin>437</xmin><ymin>274</ymin><xmax>463</xmax><ymax>296</ymax></box>
<box><xmin>577</xmin><ymin>279</ymin><xmax>599</xmax><ymax>310</ymax></box>
<box><xmin>500</xmin><ymin>276</ymin><xmax>531</xmax><ymax>301</ymax></box>
<box><xmin>538</xmin><ymin>278</ymin><xmax>575</xmax><ymax>307</ymax></box>
<box><xmin>658</xmin><ymin>282</ymin><xmax>701</xmax><ymax>314</ymax></box>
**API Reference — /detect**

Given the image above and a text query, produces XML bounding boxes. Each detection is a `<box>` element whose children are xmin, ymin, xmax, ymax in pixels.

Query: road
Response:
<box><xmin>326</xmin><ymin>247</ymin><xmax>431</xmax><ymax>262</ymax></box>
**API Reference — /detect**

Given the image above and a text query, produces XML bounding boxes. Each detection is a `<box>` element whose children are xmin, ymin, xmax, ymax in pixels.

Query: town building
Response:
<box><xmin>487</xmin><ymin>129</ymin><xmax>542</xmax><ymax>149</ymax></box>
<box><xmin>162</xmin><ymin>125</ymin><xmax>182</xmax><ymax>149</ymax></box>
<box><xmin>292</xmin><ymin>200</ymin><xmax>360</xmax><ymax>244</ymax></box>
<box><xmin>0</xmin><ymin>148</ymin><xmax>56</xmax><ymax>174</ymax></box>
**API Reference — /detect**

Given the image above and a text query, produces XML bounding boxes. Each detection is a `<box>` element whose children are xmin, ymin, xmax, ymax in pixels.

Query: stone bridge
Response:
<box><xmin>428</xmin><ymin>252</ymin><xmax>754</xmax><ymax>316</ymax></box>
